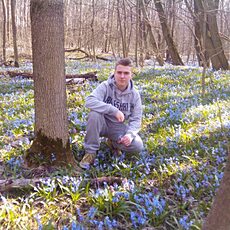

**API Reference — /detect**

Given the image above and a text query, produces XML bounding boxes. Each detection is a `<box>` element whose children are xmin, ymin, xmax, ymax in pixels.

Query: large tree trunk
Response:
<box><xmin>153</xmin><ymin>0</ymin><xmax>183</xmax><ymax>66</ymax></box>
<box><xmin>25</xmin><ymin>0</ymin><xmax>77</xmax><ymax>168</ymax></box>
<box><xmin>205</xmin><ymin>0</ymin><xmax>229</xmax><ymax>70</ymax></box>
<box><xmin>202</xmin><ymin>151</ymin><xmax>230</xmax><ymax>229</ymax></box>
<box><xmin>11</xmin><ymin>0</ymin><xmax>19</xmax><ymax>67</ymax></box>
<box><xmin>1</xmin><ymin>0</ymin><xmax>7</xmax><ymax>61</ymax></box>
<box><xmin>195</xmin><ymin>0</ymin><xmax>229</xmax><ymax>70</ymax></box>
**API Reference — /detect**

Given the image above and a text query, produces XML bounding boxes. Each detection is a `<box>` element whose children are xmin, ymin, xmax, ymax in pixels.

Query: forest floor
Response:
<box><xmin>0</xmin><ymin>60</ymin><xmax>229</xmax><ymax>229</ymax></box>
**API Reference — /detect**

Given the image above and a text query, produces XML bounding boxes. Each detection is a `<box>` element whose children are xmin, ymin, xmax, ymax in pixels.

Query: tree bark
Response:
<box><xmin>153</xmin><ymin>0</ymin><xmax>183</xmax><ymax>66</ymax></box>
<box><xmin>202</xmin><ymin>151</ymin><xmax>230</xmax><ymax>229</ymax></box>
<box><xmin>11</xmin><ymin>0</ymin><xmax>19</xmax><ymax>67</ymax></box>
<box><xmin>25</xmin><ymin>0</ymin><xmax>77</xmax><ymax>168</ymax></box>
<box><xmin>195</xmin><ymin>0</ymin><xmax>229</xmax><ymax>70</ymax></box>
<box><xmin>184</xmin><ymin>0</ymin><xmax>209</xmax><ymax>67</ymax></box>
<box><xmin>205</xmin><ymin>0</ymin><xmax>229</xmax><ymax>70</ymax></box>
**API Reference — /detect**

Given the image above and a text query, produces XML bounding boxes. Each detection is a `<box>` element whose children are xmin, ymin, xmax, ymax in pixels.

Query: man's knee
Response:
<box><xmin>88</xmin><ymin>110</ymin><xmax>103</xmax><ymax>121</ymax></box>
<box><xmin>132</xmin><ymin>137</ymin><xmax>143</xmax><ymax>152</ymax></box>
<box><xmin>127</xmin><ymin>135</ymin><xmax>143</xmax><ymax>153</ymax></box>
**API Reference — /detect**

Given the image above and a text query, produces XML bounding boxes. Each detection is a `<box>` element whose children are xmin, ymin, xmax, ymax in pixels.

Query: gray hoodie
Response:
<box><xmin>85</xmin><ymin>75</ymin><xmax>142</xmax><ymax>138</ymax></box>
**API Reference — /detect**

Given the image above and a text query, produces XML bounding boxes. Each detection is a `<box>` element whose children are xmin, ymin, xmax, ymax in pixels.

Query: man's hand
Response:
<box><xmin>115</xmin><ymin>111</ymin><xmax>125</xmax><ymax>122</ymax></box>
<box><xmin>117</xmin><ymin>134</ymin><xmax>132</xmax><ymax>146</ymax></box>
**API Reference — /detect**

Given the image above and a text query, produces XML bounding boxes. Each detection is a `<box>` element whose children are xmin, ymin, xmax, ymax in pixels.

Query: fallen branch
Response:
<box><xmin>0</xmin><ymin>60</ymin><xmax>14</xmax><ymax>67</ymax></box>
<box><xmin>65</xmin><ymin>48</ymin><xmax>112</xmax><ymax>61</ymax></box>
<box><xmin>66</xmin><ymin>71</ymin><xmax>98</xmax><ymax>80</ymax></box>
<box><xmin>66</xmin><ymin>78</ymin><xmax>85</xmax><ymax>85</ymax></box>
<box><xmin>0</xmin><ymin>178</ymin><xmax>42</xmax><ymax>191</ymax></box>
<box><xmin>7</xmin><ymin>71</ymin><xmax>33</xmax><ymax>78</ymax></box>
<box><xmin>0</xmin><ymin>176</ymin><xmax>124</xmax><ymax>192</ymax></box>
<box><xmin>5</xmin><ymin>71</ymin><xmax>98</xmax><ymax>81</ymax></box>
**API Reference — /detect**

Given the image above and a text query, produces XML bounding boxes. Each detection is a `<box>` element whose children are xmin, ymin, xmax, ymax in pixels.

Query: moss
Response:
<box><xmin>24</xmin><ymin>130</ymin><xmax>78</xmax><ymax>168</ymax></box>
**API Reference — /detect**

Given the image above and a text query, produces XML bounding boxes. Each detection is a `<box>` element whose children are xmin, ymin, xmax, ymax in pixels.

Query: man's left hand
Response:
<box><xmin>117</xmin><ymin>134</ymin><xmax>132</xmax><ymax>146</ymax></box>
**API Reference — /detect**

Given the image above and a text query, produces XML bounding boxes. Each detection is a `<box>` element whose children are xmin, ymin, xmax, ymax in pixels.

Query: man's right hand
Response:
<box><xmin>115</xmin><ymin>111</ymin><xmax>125</xmax><ymax>122</ymax></box>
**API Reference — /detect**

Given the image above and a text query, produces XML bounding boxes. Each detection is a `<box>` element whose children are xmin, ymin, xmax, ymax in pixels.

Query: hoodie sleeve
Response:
<box><xmin>126</xmin><ymin>92</ymin><xmax>142</xmax><ymax>138</ymax></box>
<box><xmin>85</xmin><ymin>82</ymin><xmax>119</xmax><ymax>116</ymax></box>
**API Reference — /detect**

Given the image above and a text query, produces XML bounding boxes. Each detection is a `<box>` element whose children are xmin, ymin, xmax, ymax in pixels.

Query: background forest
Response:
<box><xmin>0</xmin><ymin>0</ymin><xmax>230</xmax><ymax>68</ymax></box>
<box><xmin>0</xmin><ymin>0</ymin><xmax>230</xmax><ymax>230</ymax></box>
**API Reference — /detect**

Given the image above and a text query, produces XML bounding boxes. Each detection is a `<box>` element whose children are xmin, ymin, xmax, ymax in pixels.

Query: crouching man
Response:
<box><xmin>80</xmin><ymin>58</ymin><xmax>143</xmax><ymax>169</ymax></box>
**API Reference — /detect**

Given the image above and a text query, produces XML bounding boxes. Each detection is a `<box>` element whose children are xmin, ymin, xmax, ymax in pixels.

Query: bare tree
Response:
<box><xmin>1</xmin><ymin>0</ymin><xmax>7</xmax><ymax>61</ymax></box>
<box><xmin>154</xmin><ymin>0</ymin><xmax>183</xmax><ymax>65</ymax></box>
<box><xmin>10</xmin><ymin>0</ymin><xmax>19</xmax><ymax>66</ymax></box>
<box><xmin>104</xmin><ymin>0</ymin><xmax>113</xmax><ymax>53</ymax></box>
<box><xmin>25</xmin><ymin>0</ymin><xmax>77</xmax><ymax>168</ymax></box>
<box><xmin>117</xmin><ymin>0</ymin><xmax>129</xmax><ymax>57</ymax></box>
<box><xmin>140</xmin><ymin>0</ymin><xmax>164</xmax><ymax>65</ymax></box>
<box><xmin>6</xmin><ymin>0</ymin><xmax>10</xmax><ymax>42</ymax></box>
<box><xmin>1</xmin><ymin>0</ymin><xmax>229</xmax><ymax>66</ymax></box>
<box><xmin>195</xmin><ymin>0</ymin><xmax>229</xmax><ymax>70</ymax></box>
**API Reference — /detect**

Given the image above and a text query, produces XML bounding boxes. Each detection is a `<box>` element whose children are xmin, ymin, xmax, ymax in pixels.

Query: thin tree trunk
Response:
<box><xmin>140</xmin><ymin>0</ymin><xmax>164</xmax><ymax>66</ymax></box>
<box><xmin>135</xmin><ymin>0</ymin><xmax>139</xmax><ymax>66</ymax></box>
<box><xmin>6</xmin><ymin>0</ymin><xmax>10</xmax><ymax>42</ymax></box>
<box><xmin>184</xmin><ymin>0</ymin><xmax>209</xmax><ymax>67</ymax></box>
<box><xmin>153</xmin><ymin>0</ymin><xmax>183</xmax><ymax>66</ymax></box>
<box><xmin>1</xmin><ymin>0</ymin><xmax>7</xmax><ymax>61</ymax></box>
<box><xmin>139</xmin><ymin>1</ymin><xmax>145</xmax><ymax>66</ymax></box>
<box><xmin>78</xmin><ymin>0</ymin><xmax>82</xmax><ymax>48</ymax></box>
<box><xmin>90</xmin><ymin>0</ymin><xmax>96</xmax><ymax>61</ymax></box>
<box><xmin>10</xmin><ymin>0</ymin><xmax>19</xmax><ymax>67</ymax></box>
<box><xmin>117</xmin><ymin>0</ymin><xmax>128</xmax><ymax>57</ymax></box>
<box><xmin>104</xmin><ymin>0</ymin><xmax>111</xmax><ymax>53</ymax></box>
<box><xmin>107</xmin><ymin>1</ymin><xmax>115</xmax><ymax>54</ymax></box>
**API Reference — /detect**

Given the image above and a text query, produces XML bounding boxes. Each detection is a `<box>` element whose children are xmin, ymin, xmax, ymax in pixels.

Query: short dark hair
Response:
<box><xmin>115</xmin><ymin>58</ymin><xmax>132</xmax><ymax>68</ymax></box>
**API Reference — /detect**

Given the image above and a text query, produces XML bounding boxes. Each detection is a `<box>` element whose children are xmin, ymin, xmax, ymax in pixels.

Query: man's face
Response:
<box><xmin>114</xmin><ymin>65</ymin><xmax>132</xmax><ymax>91</ymax></box>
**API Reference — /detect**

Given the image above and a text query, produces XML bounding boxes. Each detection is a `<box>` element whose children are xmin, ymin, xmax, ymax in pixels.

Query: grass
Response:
<box><xmin>0</xmin><ymin>60</ymin><xmax>229</xmax><ymax>229</ymax></box>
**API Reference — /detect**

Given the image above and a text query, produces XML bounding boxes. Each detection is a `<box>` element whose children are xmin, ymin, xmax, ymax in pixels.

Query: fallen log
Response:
<box><xmin>0</xmin><ymin>60</ymin><xmax>14</xmax><ymax>67</ymax></box>
<box><xmin>7</xmin><ymin>71</ymin><xmax>33</xmax><ymax>78</ymax></box>
<box><xmin>66</xmin><ymin>71</ymin><xmax>98</xmax><ymax>81</ymax></box>
<box><xmin>66</xmin><ymin>78</ymin><xmax>85</xmax><ymax>85</ymax></box>
<box><xmin>6</xmin><ymin>71</ymin><xmax>98</xmax><ymax>81</ymax></box>
<box><xmin>0</xmin><ymin>176</ymin><xmax>124</xmax><ymax>192</ymax></box>
<box><xmin>65</xmin><ymin>48</ymin><xmax>112</xmax><ymax>61</ymax></box>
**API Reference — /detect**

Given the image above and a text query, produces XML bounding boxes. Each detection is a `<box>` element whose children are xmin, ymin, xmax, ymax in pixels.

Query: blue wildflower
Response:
<box><xmin>87</xmin><ymin>206</ymin><xmax>97</xmax><ymax>219</ymax></box>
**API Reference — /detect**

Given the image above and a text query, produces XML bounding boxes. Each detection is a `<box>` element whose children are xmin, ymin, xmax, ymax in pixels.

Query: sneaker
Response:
<box><xmin>107</xmin><ymin>139</ymin><xmax>122</xmax><ymax>156</ymax></box>
<box><xmin>79</xmin><ymin>153</ymin><xmax>96</xmax><ymax>169</ymax></box>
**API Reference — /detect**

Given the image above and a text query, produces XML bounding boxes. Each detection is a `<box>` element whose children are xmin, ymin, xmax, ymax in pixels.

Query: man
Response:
<box><xmin>80</xmin><ymin>58</ymin><xmax>143</xmax><ymax>169</ymax></box>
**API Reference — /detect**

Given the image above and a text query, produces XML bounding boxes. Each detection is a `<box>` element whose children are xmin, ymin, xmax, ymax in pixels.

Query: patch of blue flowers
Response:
<box><xmin>0</xmin><ymin>65</ymin><xmax>229</xmax><ymax>229</ymax></box>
